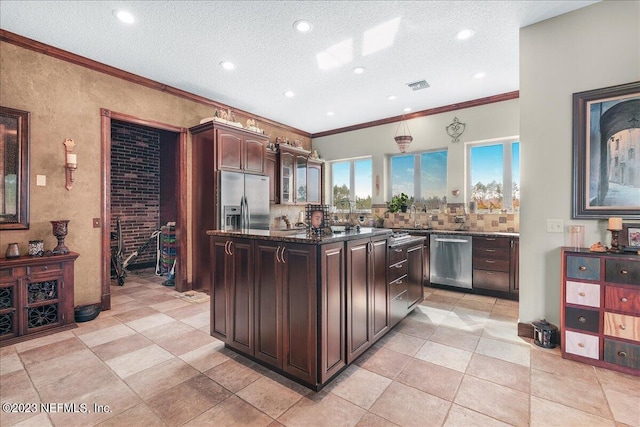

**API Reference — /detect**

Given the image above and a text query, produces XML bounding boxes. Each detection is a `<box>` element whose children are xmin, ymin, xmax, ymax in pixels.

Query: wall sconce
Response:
<box><xmin>446</xmin><ymin>117</ymin><xmax>466</xmax><ymax>143</ymax></box>
<box><xmin>63</xmin><ymin>138</ymin><xmax>77</xmax><ymax>190</ymax></box>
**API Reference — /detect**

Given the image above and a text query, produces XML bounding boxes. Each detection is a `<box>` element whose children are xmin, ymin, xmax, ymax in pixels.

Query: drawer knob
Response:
<box><xmin>617</xmin><ymin>351</ymin><xmax>627</xmax><ymax>358</ymax></box>
<box><xmin>578</xmin><ymin>342</ymin><xmax>585</xmax><ymax>348</ymax></box>
<box><xmin>579</xmin><ymin>266</ymin><xmax>587</xmax><ymax>271</ymax></box>
<box><xmin>621</xmin><ymin>297</ymin><xmax>628</xmax><ymax>303</ymax></box>
<box><xmin>578</xmin><ymin>292</ymin><xmax>586</xmax><ymax>297</ymax></box>
<box><xmin>619</xmin><ymin>324</ymin><xmax>626</xmax><ymax>330</ymax></box>
<box><xmin>43</xmin><ymin>266</ymin><xmax>48</xmax><ymax>271</ymax></box>
<box><xmin>620</xmin><ymin>270</ymin><xmax>628</xmax><ymax>275</ymax></box>
<box><xmin>578</xmin><ymin>316</ymin><xmax>587</xmax><ymax>323</ymax></box>
<box><xmin>395</xmin><ymin>264</ymin><xmax>402</xmax><ymax>269</ymax></box>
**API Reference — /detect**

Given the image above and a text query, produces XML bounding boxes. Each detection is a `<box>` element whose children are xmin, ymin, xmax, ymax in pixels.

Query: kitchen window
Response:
<box><xmin>468</xmin><ymin>139</ymin><xmax>520</xmax><ymax>212</ymax></box>
<box><xmin>390</xmin><ymin>149</ymin><xmax>448</xmax><ymax>209</ymax></box>
<box><xmin>330</xmin><ymin>157</ymin><xmax>372</xmax><ymax>211</ymax></box>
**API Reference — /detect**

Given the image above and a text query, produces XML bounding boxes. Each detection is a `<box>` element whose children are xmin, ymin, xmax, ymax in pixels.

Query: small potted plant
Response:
<box><xmin>387</xmin><ymin>193</ymin><xmax>409</xmax><ymax>213</ymax></box>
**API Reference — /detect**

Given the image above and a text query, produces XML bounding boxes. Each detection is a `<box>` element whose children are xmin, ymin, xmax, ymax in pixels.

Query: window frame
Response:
<box><xmin>329</xmin><ymin>156</ymin><xmax>373</xmax><ymax>213</ymax></box>
<box><xmin>388</xmin><ymin>148</ymin><xmax>449</xmax><ymax>210</ymax></box>
<box><xmin>466</xmin><ymin>136</ymin><xmax>520</xmax><ymax>212</ymax></box>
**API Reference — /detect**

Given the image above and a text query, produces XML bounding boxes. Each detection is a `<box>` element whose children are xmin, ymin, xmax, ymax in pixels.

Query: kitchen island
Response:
<box><xmin>206</xmin><ymin>227</ymin><xmax>425</xmax><ymax>390</ymax></box>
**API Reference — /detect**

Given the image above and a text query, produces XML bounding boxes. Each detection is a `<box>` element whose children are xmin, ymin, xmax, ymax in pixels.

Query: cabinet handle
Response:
<box><xmin>485</xmin><ymin>260</ymin><xmax>496</xmax><ymax>264</ymax></box>
<box><xmin>281</xmin><ymin>247</ymin><xmax>287</xmax><ymax>263</ymax></box>
<box><xmin>394</xmin><ymin>248</ymin><xmax>403</xmax><ymax>253</ymax></box>
<box><xmin>485</xmin><ymin>249</ymin><xmax>496</xmax><ymax>252</ymax></box>
<box><xmin>621</xmin><ymin>297</ymin><xmax>628</xmax><ymax>303</ymax></box>
<box><xmin>227</xmin><ymin>241</ymin><xmax>234</xmax><ymax>256</ymax></box>
<box><xmin>578</xmin><ymin>316</ymin><xmax>586</xmax><ymax>323</ymax></box>
<box><xmin>395</xmin><ymin>264</ymin><xmax>403</xmax><ymax>269</ymax></box>
<box><xmin>579</xmin><ymin>266</ymin><xmax>587</xmax><ymax>271</ymax></box>
<box><xmin>620</xmin><ymin>270</ymin><xmax>628</xmax><ymax>275</ymax></box>
<box><xmin>578</xmin><ymin>292</ymin><xmax>586</xmax><ymax>297</ymax></box>
<box><xmin>578</xmin><ymin>342</ymin><xmax>585</xmax><ymax>348</ymax></box>
<box><xmin>486</xmin><ymin>238</ymin><xmax>496</xmax><ymax>241</ymax></box>
<box><xmin>617</xmin><ymin>351</ymin><xmax>627</xmax><ymax>358</ymax></box>
<box><xmin>486</xmin><ymin>271</ymin><xmax>495</xmax><ymax>275</ymax></box>
<box><xmin>276</xmin><ymin>246</ymin><xmax>282</xmax><ymax>263</ymax></box>
<box><xmin>619</xmin><ymin>324</ymin><xmax>626</xmax><ymax>330</ymax></box>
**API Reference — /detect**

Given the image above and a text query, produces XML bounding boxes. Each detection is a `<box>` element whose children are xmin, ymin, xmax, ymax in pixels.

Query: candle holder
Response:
<box><xmin>51</xmin><ymin>220</ymin><xmax>70</xmax><ymax>255</ymax></box>
<box><xmin>607</xmin><ymin>228</ymin><xmax>623</xmax><ymax>253</ymax></box>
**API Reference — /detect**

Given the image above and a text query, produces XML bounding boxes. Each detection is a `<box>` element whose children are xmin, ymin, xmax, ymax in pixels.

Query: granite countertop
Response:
<box><xmin>393</xmin><ymin>228</ymin><xmax>519</xmax><ymax>238</ymax></box>
<box><xmin>206</xmin><ymin>227</ymin><xmax>392</xmax><ymax>244</ymax></box>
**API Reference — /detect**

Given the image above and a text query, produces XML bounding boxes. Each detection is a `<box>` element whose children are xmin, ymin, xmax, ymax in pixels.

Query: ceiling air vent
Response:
<box><xmin>407</xmin><ymin>80</ymin><xmax>430</xmax><ymax>91</ymax></box>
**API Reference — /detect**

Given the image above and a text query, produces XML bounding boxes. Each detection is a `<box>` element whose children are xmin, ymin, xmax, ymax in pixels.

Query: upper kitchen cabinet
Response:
<box><xmin>277</xmin><ymin>144</ymin><xmax>323</xmax><ymax>205</ymax></box>
<box><xmin>215</xmin><ymin>125</ymin><xmax>267</xmax><ymax>174</ymax></box>
<box><xmin>265</xmin><ymin>149</ymin><xmax>279</xmax><ymax>204</ymax></box>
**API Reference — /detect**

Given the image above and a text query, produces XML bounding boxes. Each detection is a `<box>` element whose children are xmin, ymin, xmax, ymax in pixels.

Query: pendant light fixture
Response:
<box><xmin>394</xmin><ymin>115</ymin><xmax>413</xmax><ymax>153</ymax></box>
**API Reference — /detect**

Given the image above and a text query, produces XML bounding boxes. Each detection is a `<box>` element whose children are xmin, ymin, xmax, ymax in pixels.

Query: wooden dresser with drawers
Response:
<box><xmin>561</xmin><ymin>248</ymin><xmax>639</xmax><ymax>376</ymax></box>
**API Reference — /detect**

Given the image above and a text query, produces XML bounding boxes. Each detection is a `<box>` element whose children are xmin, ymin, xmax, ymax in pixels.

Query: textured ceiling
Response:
<box><xmin>0</xmin><ymin>1</ymin><xmax>598</xmax><ymax>134</ymax></box>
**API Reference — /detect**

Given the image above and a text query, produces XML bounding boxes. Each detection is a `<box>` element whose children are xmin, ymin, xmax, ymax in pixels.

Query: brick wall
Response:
<box><xmin>110</xmin><ymin>121</ymin><xmax>161</xmax><ymax>268</ymax></box>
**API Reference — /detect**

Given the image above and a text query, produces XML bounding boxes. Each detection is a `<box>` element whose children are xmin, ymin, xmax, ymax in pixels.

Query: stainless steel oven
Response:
<box><xmin>429</xmin><ymin>234</ymin><xmax>473</xmax><ymax>289</ymax></box>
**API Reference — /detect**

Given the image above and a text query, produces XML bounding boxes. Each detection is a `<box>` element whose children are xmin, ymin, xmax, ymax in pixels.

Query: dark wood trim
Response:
<box><xmin>311</xmin><ymin>91</ymin><xmax>520</xmax><ymax>138</ymax></box>
<box><xmin>100</xmin><ymin>108</ymin><xmax>190</xmax><ymax>309</ymax></box>
<box><xmin>1</xmin><ymin>29</ymin><xmax>311</xmax><ymax>138</ymax></box>
<box><xmin>100</xmin><ymin>110</ymin><xmax>112</xmax><ymax>310</ymax></box>
<box><xmin>517</xmin><ymin>322</ymin><xmax>534</xmax><ymax>339</ymax></box>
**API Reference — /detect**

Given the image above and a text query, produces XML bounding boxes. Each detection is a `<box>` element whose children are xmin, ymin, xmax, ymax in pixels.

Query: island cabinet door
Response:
<box><xmin>254</xmin><ymin>241</ymin><xmax>283</xmax><ymax>368</ymax></box>
<box><xmin>346</xmin><ymin>236</ymin><xmax>388</xmax><ymax>364</ymax></box>
<box><xmin>319</xmin><ymin>242</ymin><xmax>346</xmax><ymax>384</ymax></box>
<box><xmin>210</xmin><ymin>238</ymin><xmax>229</xmax><ymax>341</ymax></box>
<box><xmin>406</xmin><ymin>243</ymin><xmax>425</xmax><ymax>310</ymax></box>
<box><xmin>227</xmin><ymin>239</ymin><xmax>254</xmax><ymax>354</ymax></box>
<box><xmin>281</xmin><ymin>243</ymin><xmax>318</xmax><ymax>385</ymax></box>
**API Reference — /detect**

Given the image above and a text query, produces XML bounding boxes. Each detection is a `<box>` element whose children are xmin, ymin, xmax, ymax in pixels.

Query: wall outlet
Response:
<box><xmin>547</xmin><ymin>219</ymin><xmax>564</xmax><ymax>233</ymax></box>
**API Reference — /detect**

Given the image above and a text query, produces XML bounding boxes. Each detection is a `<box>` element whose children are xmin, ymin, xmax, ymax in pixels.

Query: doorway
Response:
<box><xmin>100</xmin><ymin>109</ymin><xmax>188</xmax><ymax>310</ymax></box>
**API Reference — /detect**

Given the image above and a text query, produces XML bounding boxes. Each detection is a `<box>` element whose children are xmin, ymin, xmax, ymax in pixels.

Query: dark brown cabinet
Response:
<box><xmin>406</xmin><ymin>241</ymin><xmax>425</xmax><ymax>309</ymax></box>
<box><xmin>209</xmin><ymin>237</ymin><xmax>253</xmax><ymax>353</ymax></box>
<box><xmin>346</xmin><ymin>235</ymin><xmax>388</xmax><ymax>363</ymax></box>
<box><xmin>0</xmin><ymin>253</ymin><xmax>79</xmax><ymax>346</ymax></box>
<box><xmin>472</xmin><ymin>236</ymin><xmax>519</xmax><ymax>299</ymax></box>
<box><xmin>190</xmin><ymin>121</ymin><xmax>268</xmax><ymax>290</ymax></box>
<box><xmin>276</xmin><ymin>144</ymin><xmax>322</xmax><ymax>205</ymax></box>
<box><xmin>265</xmin><ymin>150</ymin><xmax>279</xmax><ymax>204</ymax></box>
<box><xmin>216</xmin><ymin>127</ymin><xmax>266</xmax><ymax>174</ymax></box>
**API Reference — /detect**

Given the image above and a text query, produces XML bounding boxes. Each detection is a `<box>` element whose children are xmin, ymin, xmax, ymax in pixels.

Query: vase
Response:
<box><xmin>5</xmin><ymin>243</ymin><xmax>20</xmax><ymax>258</ymax></box>
<box><xmin>51</xmin><ymin>220</ymin><xmax>70</xmax><ymax>255</ymax></box>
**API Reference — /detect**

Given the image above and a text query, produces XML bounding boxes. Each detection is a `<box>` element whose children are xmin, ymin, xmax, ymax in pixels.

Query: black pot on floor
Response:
<box><xmin>75</xmin><ymin>303</ymin><xmax>101</xmax><ymax>322</ymax></box>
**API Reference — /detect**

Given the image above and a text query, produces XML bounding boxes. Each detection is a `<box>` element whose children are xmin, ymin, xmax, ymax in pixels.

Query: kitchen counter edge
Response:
<box><xmin>206</xmin><ymin>227</ymin><xmax>393</xmax><ymax>244</ymax></box>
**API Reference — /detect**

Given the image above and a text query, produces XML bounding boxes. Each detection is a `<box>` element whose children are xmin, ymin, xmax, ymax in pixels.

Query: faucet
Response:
<box><xmin>336</xmin><ymin>197</ymin><xmax>354</xmax><ymax>230</ymax></box>
<box><xmin>409</xmin><ymin>203</ymin><xmax>418</xmax><ymax>228</ymax></box>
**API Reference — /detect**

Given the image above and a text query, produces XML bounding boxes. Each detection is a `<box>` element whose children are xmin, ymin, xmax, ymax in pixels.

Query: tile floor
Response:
<box><xmin>1</xmin><ymin>270</ymin><xmax>639</xmax><ymax>426</ymax></box>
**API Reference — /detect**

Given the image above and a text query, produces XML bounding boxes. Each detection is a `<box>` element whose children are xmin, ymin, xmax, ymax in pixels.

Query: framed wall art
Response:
<box><xmin>572</xmin><ymin>81</ymin><xmax>640</xmax><ymax>219</ymax></box>
<box><xmin>619</xmin><ymin>223</ymin><xmax>640</xmax><ymax>251</ymax></box>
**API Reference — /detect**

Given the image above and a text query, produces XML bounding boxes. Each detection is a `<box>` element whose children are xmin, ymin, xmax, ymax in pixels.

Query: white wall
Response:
<box><xmin>519</xmin><ymin>1</ymin><xmax>640</xmax><ymax>325</ymax></box>
<box><xmin>313</xmin><ymin>99</ymin><xmax>520</xmax><ymax>206</ymax></box>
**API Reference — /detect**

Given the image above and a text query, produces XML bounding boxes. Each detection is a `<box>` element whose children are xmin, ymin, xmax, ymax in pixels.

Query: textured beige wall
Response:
<box><xmin>0</xmin><ymin>42</ymin><xmax>310</xmax><ymax>305</ymax></box>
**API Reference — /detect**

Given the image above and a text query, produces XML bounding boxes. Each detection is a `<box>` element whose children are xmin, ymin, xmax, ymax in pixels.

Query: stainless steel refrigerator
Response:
<box><xmin>218</xmin><ymin>171</ymin><xmax>270</xmax><ymax>230</ymax></box>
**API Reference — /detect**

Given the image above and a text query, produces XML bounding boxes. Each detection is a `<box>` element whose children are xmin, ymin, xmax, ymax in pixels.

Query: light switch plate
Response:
<box><xmin>36</xmin><ymin>175</ymin><xmax>46</xmax><ymax>186</ymax></box>
<box><xmin>547</xmin><ymin>219</ymin><xmax>564</xmax><ymax>233</ymax></box>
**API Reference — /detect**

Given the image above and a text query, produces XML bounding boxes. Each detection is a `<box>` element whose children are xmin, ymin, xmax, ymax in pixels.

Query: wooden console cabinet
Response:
<box><xmin>0</xmin><ymin>252</ymin><xmax>79</xmax><ymax>346</ymax></box>
<box><xmin>561</xmin><ymin>248</ymin><xmax>639</xmax><ymax>376</ymax></box>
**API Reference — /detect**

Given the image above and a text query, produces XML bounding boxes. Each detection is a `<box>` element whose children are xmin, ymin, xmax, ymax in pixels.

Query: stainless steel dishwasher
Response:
<box><xmin>429</xmin><ymin>234</ymin><xmax>473</xmax><ymax>289</ymax></box>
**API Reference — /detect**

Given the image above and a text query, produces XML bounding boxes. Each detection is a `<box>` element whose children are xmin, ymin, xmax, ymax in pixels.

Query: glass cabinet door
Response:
<box><xmin>280</xmin><ymin>152</ymin><xmax>294</xmax><ymax>204</ymax></box>
<box><xmin>296</xmin><ymin>156</ymin><xmax>307</xmax><ymax>203</ymax></box>
<box><xmin>307</xmin><ymin>162</ymin><xmax>321</xmax><ymax>203</ymax></box>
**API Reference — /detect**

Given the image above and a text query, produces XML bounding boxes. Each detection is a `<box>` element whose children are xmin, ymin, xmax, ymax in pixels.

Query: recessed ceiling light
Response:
<box><xmin>387</xmin><ymin>95</ymin><xmax>397</xmax><ymax>101</ymax></box>
<box><xmin>472</xmin><ymin>72</ymin><xmax>486</xmax><ymax>79</ymax></box>
<box><xmin>284</xmin><ymin>91</ymin><xmax>295</xmax><ymax>98</ymax></box>
<box><xmin>293</xmin><ymin>20</ymin><xmax>312</xmax><ymax>33</ymax></box>
<box><xmin>403</xmin><ymin>107</ymin><xmax>412</xmax><ymax>113</ymax></box>
<box><xmin>353</xmin><ymin>66</ymin><xmax>365</xmax><ymax>74</ymax></box>
<box><xmin>220</xmin><ymin>61</ymin><xmax>235</xmax><ymax>70</ymax></box>
<box><xmin>327</xmin><ymin>111</ymin><xmax>335</xmax><ymax>116</ymax></box>
<box><xmin>113</xmin><ymin>10</ymin><xmax>135</xmax><ymax>24</ymax></box>
<box><xmin>456</xmin><ymin>29</ymin><xmax>475</xmax><ymax>40</ymax></box>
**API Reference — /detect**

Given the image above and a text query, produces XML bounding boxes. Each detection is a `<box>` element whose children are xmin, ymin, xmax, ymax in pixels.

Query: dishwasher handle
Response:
<box><xmin>434</xmin><ymin>237</ymin><xmax>470</xmax><ymax>243</ymax></box>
